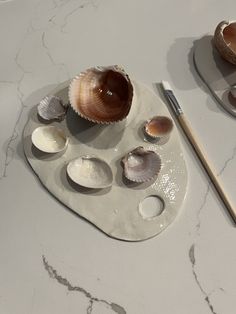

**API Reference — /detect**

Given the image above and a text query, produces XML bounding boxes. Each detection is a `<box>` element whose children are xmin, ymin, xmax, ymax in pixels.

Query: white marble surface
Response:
<box><xmin>0</xmin><ymin>1</ymin><xmax>236</xmax><ymax>313</ymax></box>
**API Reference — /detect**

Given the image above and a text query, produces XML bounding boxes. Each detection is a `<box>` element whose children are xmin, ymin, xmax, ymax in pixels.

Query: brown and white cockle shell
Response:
<box><xmin>144</xmin><ymin>116</ymin><xmax>173</xmax><ymax>139</ymax></box>
<box><xmin>69</xmin><ymin>66</ymin><xmax>133</xmax><ymax>124</ymax></box>
<box><xmin>37</xmin><ymin>96</ymin><xmax>67</xmax><ymax>121</ymax></box>
<box><xmin>214</xmin><ymin>20</ymin><xmax>236</xmax><ymax>65</ymax></box>
<box><xmin>121</xmin><ymin>146</ymin><xmax>162</xmax><ymax>183</ymax></box>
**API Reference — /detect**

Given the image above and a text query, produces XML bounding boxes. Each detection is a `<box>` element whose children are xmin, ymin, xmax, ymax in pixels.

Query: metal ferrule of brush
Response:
<box><xmin>166</xmin><ymin>90</ymin><xmax>183</xmax><ymax>116</ymax></box>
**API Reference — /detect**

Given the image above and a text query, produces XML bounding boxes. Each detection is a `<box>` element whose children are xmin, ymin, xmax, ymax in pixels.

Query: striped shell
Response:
<box><xmin>121</xmin><ymin>147</ymin><xmax>161</xmax><ymax>183</ymax></box>
<box><xmin>37</xmin><ymin>96</ymin><xmax>67</xmax><ymax>121</ymax></box>
<box><xmin>214</xmin><ymin>21</ymin><xmax>236</xmax><ymax>65</ymax></box>
<box><xmin>69</xmin><ymin>66</ymin><xmax>133</xmax><ymax>124</ymax></box>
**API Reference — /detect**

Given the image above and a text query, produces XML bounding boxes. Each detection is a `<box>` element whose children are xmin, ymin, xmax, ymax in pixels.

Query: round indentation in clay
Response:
<box><xmin>139</xmin><ymin>195</ymin><xmax>164</xmax><ymax>220</ymax></box>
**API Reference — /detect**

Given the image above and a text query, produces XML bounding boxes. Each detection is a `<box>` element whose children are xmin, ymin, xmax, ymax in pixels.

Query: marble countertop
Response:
<box><xmin>0</xmin><ymin>1</ymin><xmax>236</xmax><ymax>313</ymax></box>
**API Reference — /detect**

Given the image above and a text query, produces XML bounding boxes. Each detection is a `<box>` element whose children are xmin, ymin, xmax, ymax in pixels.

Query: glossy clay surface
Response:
<box><xmin>23</xmin><ymin>80</ymin><xmax>187</xmax><ymax>241</ymax></box>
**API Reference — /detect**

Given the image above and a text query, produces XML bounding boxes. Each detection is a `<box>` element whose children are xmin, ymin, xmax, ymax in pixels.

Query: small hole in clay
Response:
<box><xmin>139</xmin><ymin>195</ymin><xmax>164</xmax><ymax>219</ymax></box>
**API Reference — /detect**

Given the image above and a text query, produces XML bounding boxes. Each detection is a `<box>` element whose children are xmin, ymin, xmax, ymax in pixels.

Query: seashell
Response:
<box><xmin>214</xmin><ymin>21</ymin><xmax>236</xmax><ymax>65</ymax></box>
<box><xmin>229</xmin><ymin>84</ymin><xmax>236</xmax><ymax>98</ymax></box>
<box><xmin>67</xmin><ymin>156</ymin><xmax>113</xmax><ymax>189</ymax></box>
<box><xmin>121</xmin><ymin>146</ymin><xmax>161</xmax><ymax>183</ymax></box>
<box><xmin>31</xmin><ymin>125</ymin><xmax>68</xmax><ymax>153</ymax></box>
<box><xmin>37</xmin><ymin>96</ymin><xmax>67</xmax><ymax>121</ymax></box>
<box><xmin>69</xmin><ymin>65</ymin><xmax>133</xmax><ymax>124</ymax></box>
<box><xmin>144</xmin><ymin>116</ymin><xmax>173</xmax><ymax>139</ymax></box>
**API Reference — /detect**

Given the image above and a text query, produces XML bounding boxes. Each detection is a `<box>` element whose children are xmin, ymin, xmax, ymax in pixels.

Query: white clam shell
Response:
<box><xmin>67</xmin><ymin>156</ymin><xmax>113</xmax><ymax>189</ymax></box>
<box><xmin>37</xmin><ymin>96</ymin><xmax>67</xmax><ymax>121</ymax></box>
<box><xmin>122</xmin><ymin>146</ymin><xmax>161</xmax><ymax>183</ymax></box>
<box><xmin>31</xmin><ymin>126</ymin><xmax>68</xmax><ymax>153</ymax></box>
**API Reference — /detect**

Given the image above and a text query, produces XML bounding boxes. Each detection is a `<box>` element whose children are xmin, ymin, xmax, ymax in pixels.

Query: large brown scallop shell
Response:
<box><xmin>69</xmin><ymin>66</ymin><xmax>133</xmax><ymax>124</ymax></box>
<box><xmin>121</xmin><ymin>146</ymin><xmax>161</xmax><ymax>183</ymax></box>
<box><xmin>214</xmin><ymin>20</ymin><xmax>236</xmax><ymax>65</ymax></box>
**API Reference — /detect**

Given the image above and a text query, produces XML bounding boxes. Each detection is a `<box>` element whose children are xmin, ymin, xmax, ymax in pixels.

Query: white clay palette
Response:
<box><xmin>23</xmin><ymin>79</ymin><xmax>187</xmax><ymax>241</ymax></box>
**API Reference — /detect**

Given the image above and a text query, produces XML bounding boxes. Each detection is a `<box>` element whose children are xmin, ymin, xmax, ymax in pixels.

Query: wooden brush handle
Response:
<box><xmin>178</xmin><ymin>114</ymin><xmax>236</xmax><ymax>222</ymax></box>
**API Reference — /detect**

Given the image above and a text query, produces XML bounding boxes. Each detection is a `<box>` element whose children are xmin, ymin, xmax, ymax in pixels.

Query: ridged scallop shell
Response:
<box><xmin>214</xmin><ymin>21</ymin><xmax>236</xmax><ymax>65</ymax></box>
<box><xmin>31</xmin><ymin>126</ymin><xmax>69</xmax><ymax>153</ymax></box>
<box><xmin>37</xmin><ymin>96</ymin><xmax>67</xmax><ymax>121</ymax></box>
<box><xmin>144</xmin><ymin>116</ymin><xmax>173</xmax><ymax>139</ymax></box>
<box><xmin>121</xmin><ymin>147</ymin><xmax>161</xmax><ymax>183</ymax></box>
<box><xmin>69</xmin><ymin>65</ymin><xmax>133</xmax><ymax>124</ymax></box>
<box><xmin>67</xmin><ymin>156</ymin><xmax>113</xmax><ymax>189</ymax></box>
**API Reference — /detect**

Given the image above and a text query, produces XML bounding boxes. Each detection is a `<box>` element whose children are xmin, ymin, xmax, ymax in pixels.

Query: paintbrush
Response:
<box><xmin>161</xmin><ymin>80</ymin><xmax>236</xmax><ymax>222</ymax></box>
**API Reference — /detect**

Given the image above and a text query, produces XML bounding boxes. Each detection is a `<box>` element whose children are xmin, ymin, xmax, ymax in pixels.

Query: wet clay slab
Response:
<box><xmin>193</xmin><ymin>35</ymin><xmax>236</xmax><ymax>117</ymax></box>
<box><xmin>23</xmin><ymin>80</ymin><xmax>187</xmax><ymax>241</ymax></box>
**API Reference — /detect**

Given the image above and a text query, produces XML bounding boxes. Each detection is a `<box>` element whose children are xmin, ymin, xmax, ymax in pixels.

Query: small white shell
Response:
<box><xmin>230</xmin><ymin>84</ymin><xmax>236</xmax><ymax>98</ymax></box>
<box><xmin>37</xmin><ymin>96</ymin><xmax>67</xmax><ymax>121</ymax></box>
<box><xmin>31</xmin><ymin>126</ymin><xmax>68</xmax><ymax>153</ymax></box>
<box><xmin>67</xmin><ymin>156</ymin><xmax>113</xmax><ymax>189</ymax></box>
<box><xmin>122</xmin><ymin>147</ymin><xmax>161</xmax><ymax>183</ymax></box>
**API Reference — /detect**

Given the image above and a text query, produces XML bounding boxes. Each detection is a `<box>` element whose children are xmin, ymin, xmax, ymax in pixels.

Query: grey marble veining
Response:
<box><xmin>42</xmin><ymin>256</ymin><xmax>126</xmax><ymax>314</ymax></box>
